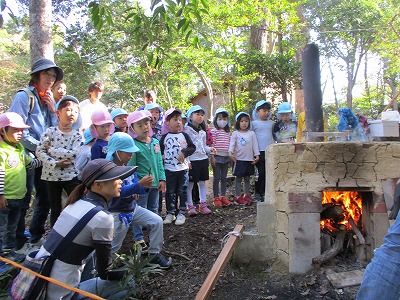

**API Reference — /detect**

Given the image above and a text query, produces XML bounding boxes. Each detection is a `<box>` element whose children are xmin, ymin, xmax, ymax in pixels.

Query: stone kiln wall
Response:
<box><xmin>239</xmin><ymin>142</ymin><xmax>400</xmax><ymax>274</ymax></box>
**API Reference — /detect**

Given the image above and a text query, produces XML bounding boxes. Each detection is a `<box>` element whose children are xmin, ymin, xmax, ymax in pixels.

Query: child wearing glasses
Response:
<box><xmin>229</xmin><ymin>112</ymin><xmax>259</xmax><ymax>205</ymax></box>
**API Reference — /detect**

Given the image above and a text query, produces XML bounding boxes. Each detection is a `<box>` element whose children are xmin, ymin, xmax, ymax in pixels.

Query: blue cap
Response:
<box><xmin>277</xmin><ymin>102</ymin><xmax>292</xmax><ymax>114</ymax></box>
<box><xmin>235</xmin><ymin>111</ymin><xmax>250</xmax><ymax>121</ymax></box>
<box><xmin>83</xmin><ymin>127</ymin><xmax>94</xmax><ymax>145</ymax></box>
<box><xmin>55</xmin><ymin>95</ymin><xmax>79</xmax><ymax>110</ymax></box>
<box><xmin>106</xmin><ymin>132</ymin><xmax>139</xmax><ymax>161</ymax></box>
<box><xmin>111</xmin><ymin>108</ymin><xmax>128</xmax><ymax>120</ymax></box>
<box><xmin>214</xmin><ymin>108</ymin><xmax>229</xmax><ymax>117</ymax></box>
<box><xmin>144</xmin><ymin>103</ymin><xmax>163</xmax><ymax>112</ymax></box>
<box><xmin>255</xmin><ymin>100</ymin><xmax>271</xmax><ymax>110</ymax></box>
<box><xmin>186</xmin><ymin>105</ymin><xmax>205</xmax><ymax>119</ymax></box>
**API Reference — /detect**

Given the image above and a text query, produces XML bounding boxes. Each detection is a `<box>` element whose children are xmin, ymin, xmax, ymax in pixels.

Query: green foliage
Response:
<box><xmin>116</xmin><ymin>245</ymin><xmax>164</xmax><ymax>299</ymax></box>
<box><xmin>236</xmin><ymin>51</ymin><xmax>302</xmax><ymax>102</ymax></box>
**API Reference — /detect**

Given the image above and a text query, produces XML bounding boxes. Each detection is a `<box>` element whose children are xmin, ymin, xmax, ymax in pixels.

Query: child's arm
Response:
<box><xmin>35</xmin><ymin>130</ymin><xmax>58</xmax><ymax>168</ymax></box>
<box><xmin>181</xmin><ymin>132</ymin><xmax>196</xmax><ymax>157</ymax></box>
<box><xmin>228</xmin><ymin>131</ymin><xmax>237</xmax><ymax>162</ymax></box>
<box><xmin>48</xmin><ymin>131</ymin><xmax>82</xmax><ymax>159</ymax></box>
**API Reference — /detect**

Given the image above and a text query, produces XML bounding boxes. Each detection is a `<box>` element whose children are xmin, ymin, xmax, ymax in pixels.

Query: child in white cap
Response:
<box><xmin>0</xmin><ymin>112</ymin><xmax>41</xmax><ymax>273</ymax></box>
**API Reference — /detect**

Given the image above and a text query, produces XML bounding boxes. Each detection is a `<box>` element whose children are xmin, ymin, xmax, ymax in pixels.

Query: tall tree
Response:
<box><xmin>29</xmin><ymin>0</ymin><xmax>53</xmax><ymax>61</ymax></box>
<box><xmin>304</xmin><ymin>0</ymin><xmax>382</xmax><ymax>109</ymax></box>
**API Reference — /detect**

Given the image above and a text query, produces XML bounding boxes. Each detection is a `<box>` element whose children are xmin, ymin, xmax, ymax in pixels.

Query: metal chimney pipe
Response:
<box><xmin>301</xmin><ymin>44</ymin><xmax>324</xmax><ymax>142</ymax></box>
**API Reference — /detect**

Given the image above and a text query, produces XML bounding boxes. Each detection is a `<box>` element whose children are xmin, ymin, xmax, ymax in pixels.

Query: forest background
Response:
<box><xmin>0</xmin><ymin>0</ymin><xmax>399</xmax><ymax>131</ymax></box>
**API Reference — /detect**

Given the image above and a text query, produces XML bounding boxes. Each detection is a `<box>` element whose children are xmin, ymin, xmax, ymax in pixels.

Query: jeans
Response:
<box><xmin>357</xmin><ymin>215</ymin><xmax>400</xmax><ymax>300</ymax></box>
<box><xmin>16</xmin><ymin>168</ymin><xmax>34</xmax><ymax>248</ymax></box>
<box><xmin>165</xmin><ymin>169</ymin><xmax>189</xmax><ymax>214</ymax></box>
<box><xmin>132</xmin><ymin>187</ymin><xmax>159</xmax><ymax>242</ymax></box>
<box><xmin>212</xmin><ymin>156</ymin><xmax>230</xmax><ymax>197</ymax></box>
<box><xmin>255</xmin><ymin>151</ymin><xmax>265</xmax><ymax>196</ymax></box>
<box><xmin>0</xmin><ymin>199</ymin><xmax>23</xmax><ymax>252</ymax></box>
<box><xmin>46</xmin><ymin>177</ymin><xmax>80</xmax><ymax>226</ymax></box>
<box><xmin>73</xmin><ymin>277</ymin><xmax>134</xmax><ymax>300</ymax></box>
<box><xmin>112</xmin><ymin>205</ymin><xmax>163</xmax><ymax>255</ymax></box>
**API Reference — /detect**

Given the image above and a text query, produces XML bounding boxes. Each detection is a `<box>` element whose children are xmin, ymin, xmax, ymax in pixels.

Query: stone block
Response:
<box><xmin>276</xmin><ymin>211</ymin><xmax>289</xmax><ymax>236</ymax></box>
<box><xmin>233</xmin><ymin>230</ymin><xmax>276</xmax><ymax>265</ymax></box>
<box><xmin>276</xmin><ymin>232</ymin><xmax>289</xmax><ymax>253</ymax></box>
<box><xmin>289</xmin><ymin>213</ymin><xmax>321</xmax><ymax>274</ymax></box>
<box><xmin>256</xmin><ymin>202</ymin><xmax>276</xmax><ymax>236</ymax></box>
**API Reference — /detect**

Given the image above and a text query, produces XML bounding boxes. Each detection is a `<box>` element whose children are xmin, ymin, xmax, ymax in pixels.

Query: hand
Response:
<box><xmin>188</xmin><ymin>162</ymin><xmax>192</xmax><ymax>169</ymax></box>
<box><xmin>0</xmin><ymin>195</ymin><xmax>7</xmax><ymax>210</ymax></box>
<box><xmin>252</xmin><ymin>156</ymin><xmax>259</xmax><ymax>165</ymax></box>
<box><xmin>56</xmin><ymin>158</ymin><xmax>72</xmax><ymax>168</ymax></box>
<box><xmin>158</xmin><ymin>181</ymin><xmax>166</xmax><ymax>193</ymax></box>
<box><xmin>229</xmin><ymin>153</ymin><xmax>236</xmax><ymax>163</ymax></box>
<box><xmin>210</xmin><ymin>155</ymin><xmax>216</xmax><ymax>167</ymax></box>
<box><xmin>42</xmin><ymin>92</ymin><xmax>56</xmax><ymax>114</ymax></box>
<box><xmin>210</xmin><ymin>147</ymin><xmax>217</xmax><ymax>154</ymax></box>
<box><xmin>177</xmin><ymin>152</ymin><xmax>185</xmax><ymax>163</ymax></box>
<box><xmin>139</xmin><ymin>175</ymin><xmax>154</xmax><ymax>188</ymax></box>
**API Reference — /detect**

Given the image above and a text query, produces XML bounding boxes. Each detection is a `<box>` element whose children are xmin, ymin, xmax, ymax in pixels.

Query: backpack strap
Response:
<box><xmin>18</xmin><ymin>87</ymin><xmax>35</xmax><ymax>114</ymax></box>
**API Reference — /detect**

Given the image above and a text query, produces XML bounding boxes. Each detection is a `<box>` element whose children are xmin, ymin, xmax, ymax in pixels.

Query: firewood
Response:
<box><xmin>348</xmin><ymin>218</ymin><xmax>366</xmax><ymax>244</ymax></box>
<box><xmin>312</xmin><ymin>230</ymin><xmax>347</xmax><ymax>267</ymax></box>
<box><xmin>321</xmin><ymin>205</ymin><xmax>344</xmax><ymax>220</ymax></box>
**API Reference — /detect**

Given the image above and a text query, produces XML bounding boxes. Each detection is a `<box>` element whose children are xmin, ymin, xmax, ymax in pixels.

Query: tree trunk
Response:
<box><xmin>30</xmin><ymin>0</ymin><xmax>53</xmax><ymax>63</ymax></box>
<box><xmin>191</xmin><ymin>63</ymin><xmax>213</xmax><ymax>120</ymax></box>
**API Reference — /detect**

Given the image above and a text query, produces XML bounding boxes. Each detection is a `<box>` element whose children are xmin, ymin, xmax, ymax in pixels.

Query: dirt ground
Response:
<box><xmin>120</xmin><ymin>197</ymin><xmax>365</xmax><ymax>300</ymax></box>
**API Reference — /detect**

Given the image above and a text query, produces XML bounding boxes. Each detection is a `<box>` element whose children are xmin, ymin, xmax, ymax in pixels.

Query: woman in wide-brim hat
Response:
<box><xmin>8</xmin><ymin>57</ymin><xmax>64</xmax><ymax>250</ymax></box>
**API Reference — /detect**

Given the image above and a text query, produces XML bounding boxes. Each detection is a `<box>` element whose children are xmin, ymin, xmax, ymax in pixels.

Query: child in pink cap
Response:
<box><xmin>90</xmin><ymin>109</ymin><xmax>115</xmax><ymax>159</ymax></box>
<box><xmin>0</xmin><ymin>112</ymin><xmax>41</xmax><ymax>273</ymax></box>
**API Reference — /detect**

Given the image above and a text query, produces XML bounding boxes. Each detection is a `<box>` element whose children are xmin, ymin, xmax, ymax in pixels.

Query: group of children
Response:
<box><xmin>0</xmin><ymin>92</ymin><xmax>300</xmax><ymax>273</ymax></box>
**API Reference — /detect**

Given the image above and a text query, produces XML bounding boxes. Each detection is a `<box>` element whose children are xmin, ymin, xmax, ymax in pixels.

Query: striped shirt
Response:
<box><xmin>210</xmin><ymin>128</ymin><xmax>231</xmax><ymax>157</ymax></box>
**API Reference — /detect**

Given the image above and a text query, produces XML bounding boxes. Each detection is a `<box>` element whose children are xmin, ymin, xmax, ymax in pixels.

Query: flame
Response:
<box><xmin>321</xmin><ymin>191</ymin><xmax>363</xmax><ymax>231</ymax></box>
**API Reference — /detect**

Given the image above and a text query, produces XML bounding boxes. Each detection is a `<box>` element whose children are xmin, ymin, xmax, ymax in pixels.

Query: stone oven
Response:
<box><xmin>233</xmin><ymin>142</ymin><xmax>399</xmax><ymax>274</ymax></box>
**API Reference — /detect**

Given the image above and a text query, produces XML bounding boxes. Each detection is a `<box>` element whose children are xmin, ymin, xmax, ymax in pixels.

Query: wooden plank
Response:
<box><xmin>195</xmin><ymin>224</ymin><xmax>244</xmax><ymax>300</ymax></box>
<box><xmin>326</xmin><ymin>269</ymin><xmax>365</xmax><ymax>288</ymax></box>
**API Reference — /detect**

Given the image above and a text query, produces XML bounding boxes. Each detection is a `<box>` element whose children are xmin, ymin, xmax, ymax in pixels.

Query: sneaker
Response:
<box><xmin>253</xmin><ymin>194</ymin><xmax>261</xmax><ymax>202</ymax></box>
<box><xmin>30</xmin><ymin>237</ymin><xmax>46</xmax><ymax>247</ymax></box>
<box><xmin>24</xmin><ymin>230</ymin><xmax>31</xmax><ymax>238</ymax></box>
<box><xmin>15</xmin><ymin>242</ymin><xmax>38</xmax><ymax>256</ymax></box>
<box><xmin>175</xmin><ymin>214</ymin><xmax>186</xmax><ymax>225</ymax></box>
<box><xmin>0</xmin><ymin>262</ymin><xmax>8</xmax><ymax>275</ymax></box>
<box><xmin>243</xmin><ymin>194</ymin><xmax>253</xmax><ymax>205</ymax></box>
<box><xmin>134</xmin><ymin>240</ymin><xmax>148</xmax><ymax>254</ymax></box>
<box><xmin>235</xmin><ymin>195</ymin><xmax>248</xmax><ymax>205</ymax></box>
<box><xmin>187</xmin><ymin>205</ymin><xmax>197</xmax><ymax>216</ymax></box>
<box><xmin>148</xmin><ymin>253</ymin><xmax>172</xmax><ymax>269</ymax></box>
<box><xmin>213</xmin><ymin>197</ymin><xmax>223</xmax><ymax>207</ymax></box>
<box><xmin>163</xmin><ymin>213</ymin><xmax>176</xmax><ymax>224</ymax></box>
<box><xmin>199</xmin><ymin>202</ymin><xmax>212</xmax><ymax>214</ymax></box>
<box><xmin>220</xmin><ymin>196</ymin><xmax>232</xmax><ymax>206</ymax></box>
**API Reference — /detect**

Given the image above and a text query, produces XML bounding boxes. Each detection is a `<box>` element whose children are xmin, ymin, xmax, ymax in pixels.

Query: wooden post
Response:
<box><xmin>195</xmin><ymin>224</ymin><xmax>244</xmax><ymax>300</ymax></box>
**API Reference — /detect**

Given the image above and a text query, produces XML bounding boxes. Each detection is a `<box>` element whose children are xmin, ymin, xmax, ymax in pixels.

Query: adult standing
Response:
<box><xmin>79</xmin><ymin>81</ymin><xmax>108</xmax><ymax>131</ymax></box>
<box><xmin>8</xmin><ymin>58</ymin><xmax>63</xmax><ymax>249</ymax></box>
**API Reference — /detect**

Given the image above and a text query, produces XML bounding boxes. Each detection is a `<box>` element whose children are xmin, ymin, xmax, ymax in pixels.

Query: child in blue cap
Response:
<box><xmin>273</xmin><ymin>102</ymin><xmax>297</xmax><ymax>143</ymax></box>
<box><xmin>184</xmin><ymin>105</ymin><xmax>216</xmax><ymax>215</ymax></box>
<box><xmin>111</xmin><ymin>108</ymin><xmax>128</xmax><ymax>133</ymax></box>
<box><xmin>106</xmin><ymin>132</ymin><xmax>171</xmax><ymax>269</ymax></box>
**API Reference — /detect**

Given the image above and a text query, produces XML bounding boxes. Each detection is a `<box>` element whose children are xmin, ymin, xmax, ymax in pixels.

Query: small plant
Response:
<box><xmin>115</xmin><ymin>245</ymin><xmax>165</xmax><ymax>299</ymax></box>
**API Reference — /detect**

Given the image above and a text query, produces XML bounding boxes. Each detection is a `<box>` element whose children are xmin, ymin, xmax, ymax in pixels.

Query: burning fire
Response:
<box><xmin>321</xmin><ymin>191</ymin><xmax>363</xmax><ymax>231</ymax></box>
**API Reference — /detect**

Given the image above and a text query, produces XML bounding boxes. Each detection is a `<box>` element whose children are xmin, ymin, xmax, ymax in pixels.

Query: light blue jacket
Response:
<box><xmin>8</xmin><ymin>86</ymin><xmax>58</xmax><ymax>152</ymax></box>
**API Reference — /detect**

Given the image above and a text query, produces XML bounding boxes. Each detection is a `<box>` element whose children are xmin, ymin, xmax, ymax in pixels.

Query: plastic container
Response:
<box><xmin>368</xmin><ymin>120</ymin><xmax>399</xmax><ymax>137</ymax></box>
